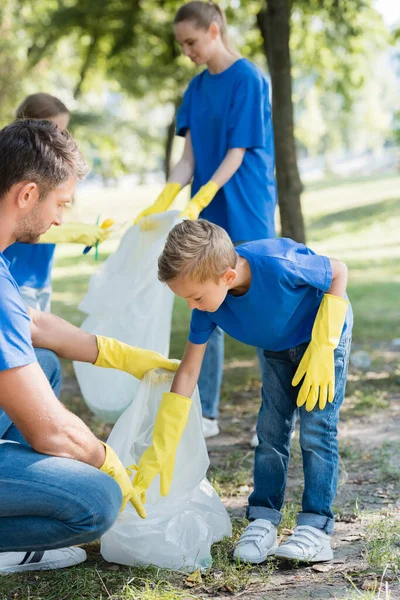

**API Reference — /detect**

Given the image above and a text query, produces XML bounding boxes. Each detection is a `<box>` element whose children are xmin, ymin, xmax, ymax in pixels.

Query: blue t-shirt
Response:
<box><xmin>0</xmin><ymin>253</ymin><xmax>37</xmax><ymax>437</ymax></box>
<box><xmin>176</xmin><ymin>58</ymin><xmax>277</xmax><ymax>243</ymax></box>
<box><xmin>189</xmin><ymin>239</ymin><xmax>353</xmax><ymax>351</ymax></box>
<box><xmin>4</xmin><ymin>242</ymin><xmax>56</xmax><ymax>289</ymax></box>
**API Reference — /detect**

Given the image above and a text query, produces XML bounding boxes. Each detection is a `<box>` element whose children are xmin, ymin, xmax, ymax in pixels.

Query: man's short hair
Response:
<box><xmin>0</xmin><ymin>119</ymin><xmax>87</xmax><ymax>199</ymax></box>
<box><xmin>158</xmin><ymin>220</ymin><xmax>237</xmax><ymax>283</ymax></box>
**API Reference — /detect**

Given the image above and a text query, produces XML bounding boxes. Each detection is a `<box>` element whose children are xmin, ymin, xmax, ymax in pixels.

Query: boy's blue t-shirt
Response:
<box><xmin>176</xmin><ymin>58</ymin><xmax>277</xmax><ymax>243</ymax></box>
<box><xmin>189</xmin><ymin>239</ymin><xmax>353</xmax><ymax>352</ymax></box>
<box><xmin>4</xmin><ymin>243</ymin><xmax>56</xmax><ymax>289</ymax></box>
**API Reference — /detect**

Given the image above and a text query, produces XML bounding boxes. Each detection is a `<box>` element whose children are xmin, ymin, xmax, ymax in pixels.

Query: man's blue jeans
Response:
<box><xmin>247</xmin><ymin>336</ymin><xmax>351</xmax><ymax>534</ymax></box>
<box><xmin>0</xmin><ymin>349</ymin><xmax>121</xmax><ymax>551</ymax></box>
<box><xmin>198</xmin><ymin>327</ymin><xmax>224</xmax><ymax>419</ymax></box>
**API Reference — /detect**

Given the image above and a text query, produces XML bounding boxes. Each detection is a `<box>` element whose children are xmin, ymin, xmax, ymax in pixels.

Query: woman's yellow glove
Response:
<box><xmin>180</xmin><ymin>181</ymin><xmax>219</xmax><ymax>220</ymax></box>
<box><xmin>292</xmin><ymin>294</ymin><xmax>349</xmax><ymax>411</ymax></box>
<box><xmin>100</xmin><ymin>442</ymin><xmax>146</xmax><ymax>518</ymax></box>
<box><xmin>134</xmin><ymin>183</ymin><xmax>181</xmax><ymax>225</ymax></box>
<box><xmin>40</xmin><ymin>222</ymin><xmax>111</xmax><ymax>246</ymax></box>
<box><xmin>94</xmin><ymin>336</ymin><xmax>179</xmax><ymax>380</ymax></box>
<box><xmin>132</xmin><ymin>392</ymin><xmax>192</xmax><ymax>501</ymax></box>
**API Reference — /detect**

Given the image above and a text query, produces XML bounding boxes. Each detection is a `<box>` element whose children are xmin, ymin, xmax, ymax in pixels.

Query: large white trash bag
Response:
<box><xmin>101</xmin><ymin>368</ymin><xmax>232</xmax><ymax>571</ymax></box>
<box><xmin>74</xmin><ymin>212</ymin><xmax>180</xmax><ymax>423</ymax></box>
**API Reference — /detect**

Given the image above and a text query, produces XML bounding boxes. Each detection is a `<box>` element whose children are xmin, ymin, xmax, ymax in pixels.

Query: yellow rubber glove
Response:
<box><xmin>40</xmin><ymin>222</ymin><xmax>111</xmax><ymax>246</ymax></box>
<box><xmin>94</xmin><ymin>336</ymin><xmax>179</xmax><ymax>379</ymax></box>
<box><xmin>100</xmin><ymin>442</ymin><xmax>146</xmax><ymax>518</ymax></box>
<box><xmin>292</xmin><ymin>294</ymin><xmax>349</xmax><ymax>411</ymax></box>
<box><xmin>134</xmin><ymin>183</ymin><xmax>181</xmax><ymax>225</ymax></box>
<box><xmin>132</xmin><ymin>392</ymin><xmax>192</xmax><ymax>500</ymax></box>
<box><xmin>180</xmin><ymin>181</ymin><xmax>219</xmax><ymax>220</ymax></box>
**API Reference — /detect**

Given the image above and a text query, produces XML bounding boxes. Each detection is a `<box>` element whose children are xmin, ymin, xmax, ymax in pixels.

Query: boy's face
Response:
<box><xmin>167</xmin><ymin>270</ymin><xmax>236</xmax><ymax>313</ymax></box>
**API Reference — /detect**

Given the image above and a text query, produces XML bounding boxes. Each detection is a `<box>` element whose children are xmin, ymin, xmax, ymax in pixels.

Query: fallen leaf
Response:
<box><xmin>281</xmin><ymin>528</ymin><xmax>294</xmax><ymax>536</ymax></box>
<box><xmin>312</xmin><ymin>563</ymin><xmax>335</xmax><ymax>573</ymax></box>
<box><xmin>361</xmin><ymin>578</ymin><xmax>378</xmax><ymax>591</ymax></box>
<box><xmin>186</xmin><ymin>568</ymin><xmax>202</xmax><ymax>586</ymax></box>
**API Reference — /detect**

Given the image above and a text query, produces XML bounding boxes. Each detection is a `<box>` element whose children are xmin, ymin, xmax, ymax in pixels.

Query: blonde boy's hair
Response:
<box><xmin>158</xmin><ymin>220</ymin><xmax>237</xmax><ymax>283</ymax></box>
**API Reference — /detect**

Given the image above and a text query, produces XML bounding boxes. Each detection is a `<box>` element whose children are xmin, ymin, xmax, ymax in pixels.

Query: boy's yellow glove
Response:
<box><xmin>134</xmin><ymin>183</ymin><xmax>181</xmax><ymax>225</ymax></box>
<box><xmin>94</xmin><ymin>336</ymin><xmax>179</xmax><ymax>380</ymax></box>
<box><xmin>132</xmin><ymin>392</ymin><xmax>192</xmax><ymax>501</ymax></box>
<box><xmin>292</xmin><ymin>294</ymin><xmax>349</xmax><ymax>411</ymax></box>
<box><xmin>100</xmin><ymin>442</ymin><xmax>146</xmax><ymax>518</ymax></box>
<box><xmin>180</xmin><ymin>181</ymin><xmax>219</xmax><ymax>220</ymax></box>
<box><xmin>40</xmin><ymin>222</ymin><xmax>111</xmax><ymax>246</ymax></box>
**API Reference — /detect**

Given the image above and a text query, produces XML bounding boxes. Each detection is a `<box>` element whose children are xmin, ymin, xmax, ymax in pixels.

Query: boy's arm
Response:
<box><xmin>328</xmin><ymin>258</ymin><xmax>348</xmax><ymax>298</ymax></box>
<box><xmin>171</xmin><ymin>340</ymin><xmax>208</xmax><ymax>398</ymax></box>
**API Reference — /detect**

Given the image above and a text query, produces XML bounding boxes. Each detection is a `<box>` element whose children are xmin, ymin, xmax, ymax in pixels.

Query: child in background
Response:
<box><xmin>135</xmin><ymin>1</ymin><xmax>277</xmax><ymax>439</ymax></box>
<box><xmin>157</xmin><ymin>219</ymin><xmax>353</xmax><ymax>563</ymax></box>
<box><xmin>4</xmin><ymin>93</ymin><xmax>109</xmax><ymax>312</ymax></box>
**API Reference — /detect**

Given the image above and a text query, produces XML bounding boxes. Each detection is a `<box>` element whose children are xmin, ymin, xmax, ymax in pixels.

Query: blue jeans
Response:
<box><xmin>0</xmin><ymin>349</ymin><xmax>121</xmax><ymax>551</ymax></box>
<box><xmin>247</xmin><ymin>336</ymin><xmax>352</xmax><ymax>534</ymax></box>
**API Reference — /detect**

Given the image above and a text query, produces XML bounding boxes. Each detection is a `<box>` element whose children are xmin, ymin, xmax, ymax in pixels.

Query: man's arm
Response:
<box><xmin>170</xmin><ymin>341</ymin><xmax>207</xmax><ymax>397</ymax></box>
<box><xmin>29</xmin><ymin>307</ymin><xmax>99</xmax><ymax>363</ymax></box>
<box><xmin>0</xmin><ymin>362</ymin><xmax>105</xmax><ymax>466</ymax></box>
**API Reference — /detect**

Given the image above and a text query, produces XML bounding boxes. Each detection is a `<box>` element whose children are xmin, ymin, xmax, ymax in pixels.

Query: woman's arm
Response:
<box><xmin>168</xmin><ymin>130</ymin><xmax>195</xmax><ymax>188</ymax></box>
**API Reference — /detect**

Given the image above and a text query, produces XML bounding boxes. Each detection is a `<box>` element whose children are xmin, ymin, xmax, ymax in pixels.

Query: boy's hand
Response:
<box><xmin>132</xmin><ymin>392</ymin><xmax>192</xmax><ymax>499</ymax></box>
<box><xmin>292</xmin><ymin>294</ymin><xmax>349</xmax><ymax>411</ymax></box>
<box><xmin>94</xmin><ymin>336</ymin><xmax>179</xmax><ymax>379</ymax></box>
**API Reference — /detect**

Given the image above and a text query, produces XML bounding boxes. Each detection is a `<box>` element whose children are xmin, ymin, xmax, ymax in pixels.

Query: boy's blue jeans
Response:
<box><xmin>247</xmin><ymin>336</ymin><xmax>351</xmax><ymax>534</ymax></box>
<box><xmin>0</xmin><ymin>349</ymin><xmax>121</xmax><ymax>552</ymax></box>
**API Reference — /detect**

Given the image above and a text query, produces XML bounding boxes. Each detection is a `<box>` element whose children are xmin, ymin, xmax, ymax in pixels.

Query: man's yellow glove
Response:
<box><xmin>292</xmin><ymin>294</ymin><xmax>349</xmax><ymax>411</ymax></box>
<box><xmin>100</xmin><ymin>442</ymin><xmax>146</xmax><ymax>518</ymax></box>
<box><xmin>134</xmin><ymin>183</ymin><xmax>181</xmax><ymax>225</ymax></box>
<box><xmin>94</xmin><ymin>336</ymin><xmax>179</xmax><ymax>379</ymax></box>
<box><xmin>180</xmin><ymin>181</ymin><xmax>219</xmax><ymax>220</ymax></box>
<box><xmin>40</xmin><ymin>223</ymin><xmax>111</xmax><ymax>246</ymax></box>
<box><xmin>132</xmin><ymin>392</ymin><xmax>192</xmax><ymax>500</ymax></box>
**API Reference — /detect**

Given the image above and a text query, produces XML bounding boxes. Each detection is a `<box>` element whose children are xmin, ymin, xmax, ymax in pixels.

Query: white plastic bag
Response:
<box><xmin>100</xmin><ymin>368</ymin><xmax>232</xmax><ymax>571</ymax></box>
<box><xmin>73</xmin><ymin>212</ymin><xmax>180</xmax><ymax>422</ymax></box>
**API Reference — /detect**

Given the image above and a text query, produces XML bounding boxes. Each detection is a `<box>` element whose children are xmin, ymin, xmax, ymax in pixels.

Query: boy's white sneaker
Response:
<box><xmin>0</xmin><ymin>547</ymin><xmax>87</xmax><ymax>573</ymax></box>
<box><xmin>275</xmin><ymin>525</ymin><xmax>333</xmax><ymax>562</ymax></box>
<box><xmin>202</xmin><ymin>417</ymin><xmax>220</xmax><ymax>439</ymax></box>
<box><xmin>233</xmin><ymin>519</ymin><xmax>278</xmax><ymax>564</ymax></box>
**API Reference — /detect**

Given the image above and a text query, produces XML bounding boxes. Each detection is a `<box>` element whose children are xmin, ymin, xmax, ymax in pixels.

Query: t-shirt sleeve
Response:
<box><xmin>0</xmin><ymin>276</ymin><xmax>36</xmax><ymax>372</ymax></box>
<box><xmin>188</xmin><ymin>309</ymin><xmax>216</xmax><ymax>345</ymax></box>
<box><xmin>176</xmin><ymin>82</ymin><xmax>193</xmax><ymax>137</ymax></box>
<box><xmin>289</xmin><ymin>246</ymin><xmax>332</xmax><ymax>292</ymax></box>
<box><xmin>227</xmin><ymin>70</ymin><xmax>271</xmax><ymax>149</ymax></box>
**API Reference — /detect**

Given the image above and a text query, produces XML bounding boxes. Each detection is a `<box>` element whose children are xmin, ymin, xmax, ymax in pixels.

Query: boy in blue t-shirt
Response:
<box><xmin>157</xmin><ymin>220</ymin><xmax>353</xmax><ymax>564</ymax></box>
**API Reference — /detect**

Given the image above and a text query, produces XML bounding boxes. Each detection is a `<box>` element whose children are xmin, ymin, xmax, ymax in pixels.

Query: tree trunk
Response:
<box><xmin>257</xmin><ymin>0</ymin><xmax>306</xmax><ymax>243</ymax></box>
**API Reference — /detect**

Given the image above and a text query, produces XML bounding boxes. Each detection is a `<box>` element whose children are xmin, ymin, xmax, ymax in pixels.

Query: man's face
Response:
<box><xmin>15</xmin><ymin>176</ymin><xmax>76</xmax><ymax>244</ymax></box>
<box><xmin>168</xmin><ymin>273</ymin><xmax>232</xmax><ymax>313</ymax></box>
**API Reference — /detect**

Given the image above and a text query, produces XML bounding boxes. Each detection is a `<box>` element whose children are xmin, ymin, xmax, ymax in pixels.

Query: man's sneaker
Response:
<box><xmin>275</xmin><ymin>525</ymin><xmax>333</xmax><ymax>562</ymax></box>
<box><xmin>202</xmin><ymin>417</ymin><xmax>220</xmax><ymax>439</ymax></box>
<box><xmin>0</xmin><ymin>547</ymin><xmax>87</xmax><ymax>573</ymax></box>
<box><xmin>233</xmin><ymin>519</ymin><xmax>278</xmax><ymax>564</ymax></box>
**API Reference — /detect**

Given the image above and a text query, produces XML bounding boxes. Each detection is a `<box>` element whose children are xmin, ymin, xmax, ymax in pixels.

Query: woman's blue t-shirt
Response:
<box><xmin>189</xmin><ymin>238</ymin><xmax>353</xmax><ymax>352</ymax></box>
<box><xmin>176</xmin><ymin>58</ymin><xmax>277</xmax><ymax>243</ymax></box>
<box><xmin>4</xmin><ymin>243</ymin><xmax>56</xmax><ymax>289</ymax></box>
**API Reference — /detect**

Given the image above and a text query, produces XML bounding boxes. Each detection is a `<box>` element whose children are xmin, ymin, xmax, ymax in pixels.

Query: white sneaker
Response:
<box><xmin>233</xmin><ymin>519</ymin><xmax>278</xmax><ymax>564</ymax></box>
<box><xmin>202</xmin><ymin>417</ymin><xmax>220</xmax><ymax>439</ymax></box>
<box><xmin>275</xmin><ymin>525</ymin><xmax>333</xmax><ymax>562</ymax></box>
<box><xmin>0</xmin><ymin>547</ymin><xmax>87</xmax><ymax>573</ymax></box>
